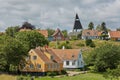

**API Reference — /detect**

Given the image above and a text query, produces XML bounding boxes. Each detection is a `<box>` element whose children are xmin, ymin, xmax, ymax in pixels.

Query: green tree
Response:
<box><xmin>5</xmin><ymin>26</ymin><xmax>19</xmax><ymax>37</ymax></box>
<box><xmin>101</xmin><ymin>22</ymin><xmax>107</xmax><ymax>32</ymax></box>
<box><xmin>85</xmin><ymin>39</ymin><xmax>95</xmax><ymax>48</ymax></box>
<box><xmin>96</xmin><ymin>24</ymin><xmax>101</xmax><ymax>31</ymax></box>
<box><xmin>62</xmin><ymin>30</ymin><xmax>68</xmax><ymax>38</ymax></box>
<box><xmin>88</xmin><ymin>43</ymin><xmax>120</xmax><ymax>72</ymax></box>
<box><xmin>47</xmin><ymin>28</ymin><xmax>55</xmax><ymax>37</ymax></box>
<box><xmin>0</xmin><ymin>35</ymin><xmax>28</xmax><ymax>72</ymax></box>
<box><xmin>15</xmin><ymin>31</ymin><xmax>49</xmax><ymax>50</ymax></box>
<box><xmin>88</xmin><ymin>22</ymin><xmax>94</xmax><ymax>30</ymax></box>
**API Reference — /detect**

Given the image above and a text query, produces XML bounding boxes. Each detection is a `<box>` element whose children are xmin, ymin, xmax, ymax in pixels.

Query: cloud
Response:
<box><xmin>0</xmin><ymin>0</ymin><xmax>119</xmax><ymax>32</ymax></box>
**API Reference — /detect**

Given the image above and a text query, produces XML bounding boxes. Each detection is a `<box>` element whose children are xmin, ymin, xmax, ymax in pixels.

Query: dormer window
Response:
<box><xmin>51</xmin><ymin>55</ymin><xmax>54</xmax><ymax>60</ymax></box>
<box><xmin>33</xmin><ymin>56</ymin><xmax>37</xmax><ymax>60</ymax></box>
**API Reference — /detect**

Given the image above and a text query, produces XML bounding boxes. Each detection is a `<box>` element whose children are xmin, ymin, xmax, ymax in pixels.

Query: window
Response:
<box><xmin>48</xmin><ymin>64</ymin><xmax>51</xmax><ymax>69</ymax></box>
<box><xmin>37</xmin><ymin>64</ymin><xmax>41</xmax><ymax>69</ymax></box>
<box><xmin>72</xmin><ymin>60</ymin><xmax>76</xmax><ymax>65</ymax></box>
<box><xmin>30</xmin><ymin>64</ymin><xmax>34</xmax><ymax>69</ymax></box>
<box><xmin>66</xmin><ymin>61</ymin><xmax>69</xmax><ymax>66</ymax></box>
<box><xmin>51</xmin><ymin>56</ymin><xmax>54</xmax><ymax>60</ymax></box>
<box><xmin>79</xmin><ymin>54</ymin><xmax>81</xmax><ymax>58</ymax></box>
<box><xmin>33</xmin><ymin>56</ymin><xmax>37</xmax><ymax>60</ymax></box>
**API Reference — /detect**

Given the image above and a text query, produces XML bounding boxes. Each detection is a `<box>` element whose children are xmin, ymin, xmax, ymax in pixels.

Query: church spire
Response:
<box><xmin>73</xmin><ymin>13</ymin><xmax>83</xmax><ymax>32</ymax></box>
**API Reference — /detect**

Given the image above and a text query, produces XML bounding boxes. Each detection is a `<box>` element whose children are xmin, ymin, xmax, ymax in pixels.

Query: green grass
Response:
<box><xmin>35</xmin><ymin>73</ymin><xmax>112</xmax><ymax>80</ymax></box>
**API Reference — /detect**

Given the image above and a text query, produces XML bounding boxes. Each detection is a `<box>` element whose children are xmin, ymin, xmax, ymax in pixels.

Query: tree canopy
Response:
<box><xmin>5</xmin><ymin>26</ymin><xmax>19</xmax><ymax>37</ymax></box>
<box><xmin>15</xmin><ymin>31</ymin><xmax>49</xmax><ymax>50</ymax></box>
<box><xmin>88</xmin><ymin>22</ymin><xmax>94</xmax><ymax>30</ymax></box>
<box><xmin>88</xmin><ymin>43</ymin><xmax>120</xmax><ymax>72</ymax></box>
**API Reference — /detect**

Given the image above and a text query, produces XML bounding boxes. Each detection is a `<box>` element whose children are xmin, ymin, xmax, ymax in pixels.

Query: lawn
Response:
<box><xmin>0</xmin><ymin>72</ymin><xmax>117</xmax><ymax>80</ymax></box>
<box><xmin>35</xmin><ymin>73</ymin><xmax>111</xmax><ymax>80</ymax></box>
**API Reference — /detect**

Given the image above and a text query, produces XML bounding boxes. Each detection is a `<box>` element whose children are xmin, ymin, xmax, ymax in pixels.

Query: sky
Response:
<box><xmin>0</xmin><ymin>0</ymin><xmax>120</xmax><ymax>32</ymax></box>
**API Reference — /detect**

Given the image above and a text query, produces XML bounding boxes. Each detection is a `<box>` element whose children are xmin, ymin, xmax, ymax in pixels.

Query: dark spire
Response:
<box><xmin>73</xmin><ymin>13</ymin><xmax>83</xmax><ymax>32</ymax></box>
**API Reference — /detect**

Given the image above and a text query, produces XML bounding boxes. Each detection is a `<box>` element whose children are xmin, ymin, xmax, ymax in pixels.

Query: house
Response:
<box><xmin>82</xmin><ymin>29</ymin><xmax>99</xmax><ymax>40</ymax></box>
<box><xmin>52</xmin><ymin>49</ymin><xmax>84</xmax><ymax>69</ymax></box>
<box><xmin>108</xmin><ymin>31</ymin><xmax>120</xmax><ymax>41</ymax></box>
<box><xmin>19</xmin><ymin>47</ymin><xmax>63</xmax><ymax>76</ymax></box>
<box><xmin>52</xmin><ymin>28</ymin><xmax>65</xmax><ymax>41</ymax></box>
<box><xmin>37</xmin><ymin>30</ymin><xmax>48</xmax><ymax>38</ymax></box>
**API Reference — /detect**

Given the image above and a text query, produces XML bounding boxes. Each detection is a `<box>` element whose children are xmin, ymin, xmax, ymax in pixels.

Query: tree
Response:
<box><xmin>85</xmin><ymin>39</ymin><xmax>95</xmax><ymax>48</ymax></box>
<box><xmin>0</xmin><ymin>35</ymin><xmax>28</xmax><ymax>72</ymax></box>
<box><xmin>5</xmin><ymin>26</ymin><xmax>19</xmax><ymax>37</ymax></box>
<box><xmin>21</xmin><ymin>22</ymin><xmax>35</xmax><ymax>30</ymax></box>
<box><xmin>116</xmin><ymin>28</ymin><xmax>120</xmax><ymax>31</ymax></box>
<box><xmin>15</xmin><ymin>31</ymin><xmax>49</xmax><ymax>50</ymax></box>
<box><xmin>88</xmin><ymin>43</ymin><xmax>120</xmax><ymax>72</ymax></box>
<box><xmin>46</xmin><ymin>28</ymin><xmax>55</xmax><ymax>37</ymax></box>
<box><xmin>62</xmin><ymin>30</ymin><xmax>68</xmax><ymax>38</ymax></box>
<box><xmin>96</xmin><ymin>24</ymin><xmax>102</xmax><ymax>31</ymax></box>
<box><xmin>88</xmin><ymin>22</ymin><xmax>94</xmax><ymax>30</ymax></box>
<box><xmin>101</xmin><ymin>22</ymin><xmax>107</xmax><ymax>32</ymax></box>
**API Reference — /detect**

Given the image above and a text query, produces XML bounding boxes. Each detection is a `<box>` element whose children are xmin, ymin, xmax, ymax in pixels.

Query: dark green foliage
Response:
<box><xmin>85</xmin><ymin>39</ymin><xmax>95</xmax><ymax>48</ymax></box>
<box><xmin>5</xmin><ymin>26</ymin><xmax>19</xmax><ymax>37</ymax></box>
<box><xmin>0</xmin><ymin>35</ymin><xmax>28</xmax><ymax>72</ymax></box>
<box><xmin>88</xmin><ymin>43</ymin><xmax>120</xmax><ymax>72</ymax></box>
<box><xmin>15</xmin><ymin>31</ymin><xmax>49</xmax><ymax>50</ymax></box>
<box><xmin>88</xmin><ymin>22</ymin><xmax>94</xmax><ymax>30</ymax></box>
<box><xmin>61</xmin><ymin>70</ymin><xmax>67</xmax><ymax>75</ymax></box>
<box><xmin>103</xmin><ymin>67</ymin><xmax>120</xmax><ymax>80</ymax></box>
<box><xmin>47</xmin><ymin>71</ymin><xmax>58</xmax><ymax>77</ymax></box>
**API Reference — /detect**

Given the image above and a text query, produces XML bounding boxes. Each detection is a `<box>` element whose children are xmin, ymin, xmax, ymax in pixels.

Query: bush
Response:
<box><xmin>61</xmin><ymin>70</ymin><xmax>67</xmax><ymax>75</ymax></box>
<box><xmin>76</xmin><ymin>43</ymin><xmax>85</xmax><ymax>47</ymax></box>
<box><xmin>85</xmin><ymin>39</ymin><xmax>95</xmax><ymax>48</ymax></box>
<box><xmin>47</xmin><ymin>71</ymin><xmax>57</xmax><ymax>77</ymax></box>
<box><xmin>58</xmin><ymin>42</ymin><xmax>72</xmax><ymax>49</ymax></box>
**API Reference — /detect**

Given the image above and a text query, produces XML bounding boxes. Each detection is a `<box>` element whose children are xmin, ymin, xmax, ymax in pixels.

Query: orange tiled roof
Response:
<box><xmin>32</xmin><ymin>47</ymin><xmax>62</xmax><ymax>63</ymax></box>
<box><xmin>82</xmin><ymin>29</ymin><xmax>99</xmax><ymax>37</ymax></box>
<box><xmin>52</xmin><ymin>49</ymin><xmax>80</xmax><ymax>60</ymax></box>
<box><xmin>37</xmin><ymin>30</ymin><xmax>48</xmax><ymax>37</ymax></box>
<box><xmin>109</xmin><ymin>31</ymin><xmax>120</xmax><ymax>38</ymax></box>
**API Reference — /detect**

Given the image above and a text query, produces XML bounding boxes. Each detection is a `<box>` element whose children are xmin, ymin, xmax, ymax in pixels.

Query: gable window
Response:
<box><xmin>37</xmin><ymin>64</ymin><xmax>41</xmax><ymax>69</ymax></box>
<box><xmin>72</xmin><ymin>60</ymin><xmax>76</xmax><ymax>65</ymax></box>
<box><xmin>66</xmin><ymin>61</ymin><xmax>69</xmax><ymax>66</ymax></box>
<box><xmin>33</xmin><ymin>56</ymin><xmax>37</xmax><ymax>60</ymax></box>
<box><xmin>30</xmin><ymin>64</ymin><xmax>34</xmax><ymax>69</ymax></box>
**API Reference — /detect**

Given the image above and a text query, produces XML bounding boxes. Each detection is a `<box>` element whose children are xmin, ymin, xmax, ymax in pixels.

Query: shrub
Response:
<box><xmin>61</xmin><ymin>70</ymin><xmax>67</xmax><ymax>75</ymax></box>
<box><xmin>76</xmin><ymin>43</ymin><xmax>85</xmax><ymax>47</ymax></box>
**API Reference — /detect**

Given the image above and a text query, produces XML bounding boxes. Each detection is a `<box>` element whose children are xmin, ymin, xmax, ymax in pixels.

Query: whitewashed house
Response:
<box><xmin>82</xmin><ymin>29</ymin><xmax>99</xmax><ymax>40</ymax></box>
<box><xmin>52</xmin><ymin>49</ymin><xmax>84</xmax><ymax>69</ymax></box>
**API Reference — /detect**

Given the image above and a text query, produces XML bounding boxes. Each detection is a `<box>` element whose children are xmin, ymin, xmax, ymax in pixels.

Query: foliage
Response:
<box><xmin>58</xmin><ymin>42</ymin><xmax>72</xmax><ymax>49</ymax></box>
<box><xmin>88</xmin><ymin>22</ymin><xmax>94</xmax><ymax>30</ymax></box>
<box><xmin>77</xmin><ymin>31</ymin><xmax>82</xmax><ymax>39</ymax></box>
<box><xmin>88</xmin><ymin>43</ymin><xmax>120</xmax><ymax>72</ymax></box>
<box><xmin>76</xmin><ymin>43</ymin><xmax>85</xmax><ymax>47</ymax></box>
<box><xmin>62</xmin><ymin>30</ymin><xmax>68</xmax><ymax>38</ymax></box>
<box><xmin>47</xmin><ymin>71</ymin><xmax>58</xmax><ymax>77</ymax></box>
<box><xmin>15</xmin><ymin>31</ymin><xmax>49</xmax><ymax>50</ymax></box>
<box><xmin>116</xmin><ymin>28</ymin><xmax>120</xmax><ymax>31</ymax></box>
<box><xmin>47</xmin><ymin>28</ymin><xmax>55</xmax><ymax>37</ymax></box>
<box><xmin>21</xmin><ymin>22</ymin><xmax>35</xmax><ymax>30</ymax></box>
<box><xmin>85</xmin><ymin>39</ymin><xmax>95</xmax><ymax>48</ymax></box>
<box><xmin>0</xmin><ymin>35</ymin><xmax>28</xmax><ymax>72</ymax></box>
<box><xmin>71</xmin><ymin>35</ymin><xmax>78</xmax><ymax>40</ymax></box>
<box><xmin>5</xmin><ymin>26</ymin><xmax>19</xmax><ymax>37</ymax></box>
<box><xmin>101</xmin><ymin>22</ymin><xmax>107</xmax><ymax>32</ymax></box>
<box><xmin>103</xmin><ymin>67</ymin><xmax>120</xmax><ymax>80</ymax></box>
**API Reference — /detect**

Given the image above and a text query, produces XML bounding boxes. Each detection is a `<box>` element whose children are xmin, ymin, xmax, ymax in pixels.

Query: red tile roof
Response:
<box><xmin>109</xmin><ymin>31</ymin><xmax>120</xmax><ymax>38</ymax></box>
<box><xmin>52</xmin><ymin>49</ymin><xmax>80</xmax><ymax>60</ymax></box>
<box><xmin>82</xmin><ymin>29</ymin><xmax>99</xmax><ymax>37</ymax></box>
<box><xmin>52</xmin><ymin>28</ymin><xmax>64</xmax><ymax>37</ymax></box>
<box><xmin>37</xmin><ymin>30</ymin><xmax>48</xmax><ymax>37</ymax></box>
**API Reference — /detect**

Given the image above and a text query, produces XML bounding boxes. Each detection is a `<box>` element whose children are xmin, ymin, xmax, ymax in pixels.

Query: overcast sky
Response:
<box><xmin>0</xmin><ymin>0</ymin><xmax>120</xmax><ymax>32</ymax></box>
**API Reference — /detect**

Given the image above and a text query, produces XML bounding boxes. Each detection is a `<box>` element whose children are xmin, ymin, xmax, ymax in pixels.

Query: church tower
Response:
<box><xmin>73</xmin><ymin>14</ymin><xmax>83</xmax><ymax>32</ymax></box>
